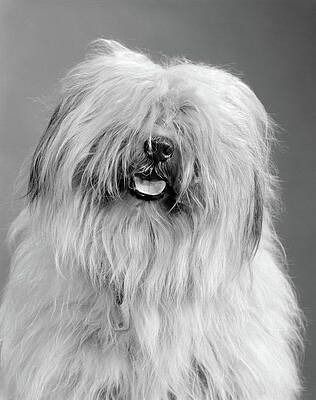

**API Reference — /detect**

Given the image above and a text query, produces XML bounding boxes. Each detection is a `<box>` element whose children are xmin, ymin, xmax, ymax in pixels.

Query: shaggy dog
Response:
<box><xmin>0</xmin><ymin>40</ymin><xmax>303</xmax><ymax>399</ymax></box>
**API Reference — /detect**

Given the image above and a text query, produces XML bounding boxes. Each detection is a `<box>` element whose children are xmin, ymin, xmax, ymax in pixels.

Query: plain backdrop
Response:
<box><xmin>0</xmin><ymin>1</ymin><xmax>315</xmax><ymax>398</ymax></box>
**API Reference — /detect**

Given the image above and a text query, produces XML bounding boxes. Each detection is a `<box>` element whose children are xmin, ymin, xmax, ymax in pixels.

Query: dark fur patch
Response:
<box><xmin>252</xmin><ymin>172</ymin><xmax>264</xmax><ymax>249</ymax></box>
<box><xmin>245</xmin><ymin>172</ymin><xmax>263</xmax><ymax>259</ymax></box>
<box><xmin>27</xmin><ymin>103</ymin><xmax>62</xmax><ymax>201</ymax></box>
<box><xmin>167</xmin><ymin>391</ymin><xmax>177</xmax><ymax>400</ymax></box>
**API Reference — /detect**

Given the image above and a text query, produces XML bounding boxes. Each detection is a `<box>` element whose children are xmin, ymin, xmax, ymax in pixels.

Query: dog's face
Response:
<box><xmin>27</xmin><ymin>40</ymin><xmax>273</xmax><ymax>299</ymax></box>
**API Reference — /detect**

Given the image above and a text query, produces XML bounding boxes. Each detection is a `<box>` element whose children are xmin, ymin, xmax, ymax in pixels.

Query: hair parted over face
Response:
<box><xmin>26</xmin><ymin>40</ymin><xmax>276</xmax><ymax>301</ymax></box>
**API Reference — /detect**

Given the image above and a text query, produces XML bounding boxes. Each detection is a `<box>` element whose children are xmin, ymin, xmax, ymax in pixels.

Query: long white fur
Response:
<box><xmin>0</xmin><ymin>40</ymin><xmax>303</xmax><ymax>399</ymax></box>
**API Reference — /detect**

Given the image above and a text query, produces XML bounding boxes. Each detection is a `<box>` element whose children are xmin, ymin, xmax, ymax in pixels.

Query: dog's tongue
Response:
<box><xmin>134</xmin><ymin>176</ymin><xmax>166</xmax><ymax>196</ymax></box>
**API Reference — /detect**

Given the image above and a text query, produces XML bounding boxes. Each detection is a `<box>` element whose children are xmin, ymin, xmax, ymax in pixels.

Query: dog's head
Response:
<box><xmin>27</xmin><ymin>40</ymin><xmax>275</xmax><ymax>298</ymax></box>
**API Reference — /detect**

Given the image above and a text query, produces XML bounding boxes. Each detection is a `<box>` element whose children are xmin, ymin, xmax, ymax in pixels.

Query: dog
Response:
<box><xmin>0</xmin><ymin>40</ymin><xmax>303</xmax><ymax>399</ymax></box>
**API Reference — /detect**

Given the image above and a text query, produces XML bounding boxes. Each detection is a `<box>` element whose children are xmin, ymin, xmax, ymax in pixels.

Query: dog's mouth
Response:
<box><xmin>130</xmin><ymin>170</ymin><xmax>168</xmax><ymax>201</ymax></box>
<box><xmin>134</xmin><ymin>175</ymin><xmax>166</xmax><ymax>197</ymax></box>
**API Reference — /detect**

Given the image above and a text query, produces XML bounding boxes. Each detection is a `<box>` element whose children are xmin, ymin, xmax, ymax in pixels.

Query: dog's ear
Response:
<box><xmin>231</xmin><ymin>80</ymin><xmax>271</xmax><ymax>260</ymax></box>
<box><xmin>27</xmin><ymin>103</ymin><xmax>63</xmax><ymax>202</ymax></box>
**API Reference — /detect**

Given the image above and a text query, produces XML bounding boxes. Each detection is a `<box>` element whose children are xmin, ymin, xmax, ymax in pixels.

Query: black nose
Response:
<box><xmin>144</xmin><ymin>136</ymin><xmax>174</xmax><ymax>162</ymax></box>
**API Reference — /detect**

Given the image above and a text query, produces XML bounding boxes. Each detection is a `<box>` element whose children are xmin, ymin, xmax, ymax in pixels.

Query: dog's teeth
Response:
<box><xmin>134</xmin><ymin>176</ymin><xmax>166</xmax><ymax>196</ymax></box>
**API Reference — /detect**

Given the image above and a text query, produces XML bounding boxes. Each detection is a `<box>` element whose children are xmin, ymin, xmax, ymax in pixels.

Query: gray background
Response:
<box><xmin>0</xmin><ymin>1</ymin><xmax>315</xmax><ymax>398</ymax></box>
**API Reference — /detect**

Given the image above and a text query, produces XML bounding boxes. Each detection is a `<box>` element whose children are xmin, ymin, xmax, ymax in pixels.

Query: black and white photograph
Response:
<box><xmin>0</xmin><ymin>1</ymin><xmax>315</xmax><ymax>399</ymax></box>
